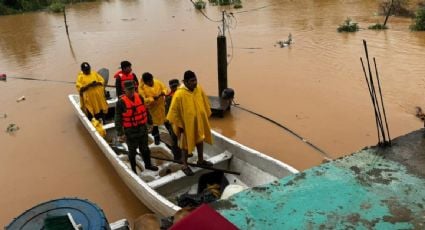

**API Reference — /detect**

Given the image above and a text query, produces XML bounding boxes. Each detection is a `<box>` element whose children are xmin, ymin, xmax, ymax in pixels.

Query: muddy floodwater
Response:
<box><xmin>0</xmin><ymin>0</ymin><xmax>424</xmax><ymax>225</ymax></box>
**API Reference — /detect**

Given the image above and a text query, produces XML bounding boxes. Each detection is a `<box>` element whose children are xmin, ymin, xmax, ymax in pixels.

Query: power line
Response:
<box><xmin>233</xmin><ymin>3</ymin><xmax>279</xmax><ymax>14</ymax></box>
<box><xmin>232</xmin><ymin>101</ymin><xmax>333</xmax><ymax>161</ymax></box>
<box><xmin>189</xmin><ymin>0</ymin><xmax>222</xmax><ymax>23</ymax></box>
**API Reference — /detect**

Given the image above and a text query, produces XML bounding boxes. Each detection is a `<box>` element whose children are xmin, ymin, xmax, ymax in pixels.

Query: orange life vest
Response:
<box><xmin>121</xmin><ymin>93</ymin><xmax>148</xmax><ymax>128</ymax></box>
<box><xmin>115</xmin><ymin>71</ymin><xmax>138</xmax><ymax>93</ymax></box>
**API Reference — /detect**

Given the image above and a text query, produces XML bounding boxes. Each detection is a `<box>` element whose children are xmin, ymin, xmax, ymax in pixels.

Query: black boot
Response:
<box><xmin>141</xmin><ymin>149</ymin><xmax>158</xmax><ymax>171</ymax></box>
<box><xmin>145</xmin><ymin>165</ymin><xmax>159</xmax><ymax>171</ymax></box>
<box><xmin>152</xmin><ymin>126</ymin><xmax>160</xmax><ymax>145</ymax></box>
<box><xmin>172</xmin><ymin>145</ymin><xmax>182</xmax><ymax>161</ymax></box>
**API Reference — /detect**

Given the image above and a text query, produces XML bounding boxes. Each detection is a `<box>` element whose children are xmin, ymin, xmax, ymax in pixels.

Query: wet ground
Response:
<box><xmin>0</xmin><ymin>0</ymin><xmax>424</xmax><ymax>225</ymax></box>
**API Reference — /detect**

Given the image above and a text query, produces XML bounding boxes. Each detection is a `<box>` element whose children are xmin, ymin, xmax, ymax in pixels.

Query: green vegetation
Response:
<box><xmin>194</xmin><ymin>0</ymin><xmax>206</xmax><ymax>9</ymax></box>
<box><xmin>202</xmin><ymin>0</ymin><xmax>243</xmax><ymax>8</ymax></box>
<box><xmin>337</xmin><ymin>18</ymin><xmax>359</xmax><ymax>32</ymax></box>
<box><xmin>49</xmin><ymin>2</ymin><xmax>65</xmax><ymax>13</ymax></box>
<box><xmin>0</xmin><ymin>0</ymin><xmax>95</xmax><ymax>15</ymax></box>
<box><xmin>410</xmin><ymin>7</ymin><xmax>425</xmax><ymax>30</ymax></box>
<box><xmin>233</xmin><ymin>0</ymin><xmax>242</xmax><ymax>9</ymax></box>
<box><xmin>368</xmin><ymin>23</ymin><xmax>389</xmax><ymax>30</ymax></box>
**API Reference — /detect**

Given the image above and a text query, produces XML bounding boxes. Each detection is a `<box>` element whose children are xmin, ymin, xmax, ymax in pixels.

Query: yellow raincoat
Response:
<box><xmin>166</xmin><ymin>85</ymin><xmax>212</xmax><ymax>154</ymax></box>
<box><xmin>138</xmin><ymin>79</ymin><xmax>167</xmax><ymax>125</ymax></box>
<box><xmin>76</xmin><ymin>71</ymin><xmax>108</xmax><ymax>116</ymax></box>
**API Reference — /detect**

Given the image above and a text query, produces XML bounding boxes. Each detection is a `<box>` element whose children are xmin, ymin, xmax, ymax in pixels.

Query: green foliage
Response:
<box><xmin>337</xmin><ymin>18</ymin><xmax>360</xmax><ymax>32</ymax></box>
<box><xmin>49</xmin><ymin>2</ymin><xmax>65</xmax><ymax>13</ymax></box>
<box><xmin>194</xmin><ymin>0</ymin><xmax>206</xmax><ymax>9</ymax></box>
<box><xmin>195</xmin><ymin>0</ymin><xmax>243</xmax><ymax>10</ymax></box>
<box><xmin>368</xmin><ymin>23</ymin><xmax>388</xmax><ymax>30</ymax></box>
<box><xmin>0</xmin><ymin>0</ymin><xmax>94</xmax><ymax>15</ymax></box>
<box><xmin>0</xmin><ymin>4</ymin><xmax>16</xmax><ymax>15</ymax></box>
<box><xmin>219</xmin><ymin>0</ymin><xmax>232</xmax><ymax>5</ymax></box>
<box><xmin>410</xmin><ymin>7</ymin><xmax>425</xmax><ymax>30</ymax></box>
<box><xmin>233</xmin><ymin>0</ymin><xmax>242</xmax><ymax>9</ymax></box>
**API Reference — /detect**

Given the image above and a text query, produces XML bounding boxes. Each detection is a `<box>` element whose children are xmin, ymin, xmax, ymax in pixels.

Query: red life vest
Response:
<box><xmin>121</xmin><ymin>93</ymin><xmax>148</xmax><ymax>128</ymax></box>
<box><xmin>114</xmin><ymin>71</ymin><xmax>138</xmax><ymax>93</ymax></box>
<box><xmin>167</xmin><ymin>90</ymin><xmax>176</xmax><ymax>98</ymax></box>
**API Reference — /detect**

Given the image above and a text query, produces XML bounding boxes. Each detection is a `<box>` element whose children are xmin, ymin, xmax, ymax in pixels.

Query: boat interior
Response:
<box><xmin>95</xmin><ymin>94</ymin><xmax>281</xmax><ymax>202</ymax></box>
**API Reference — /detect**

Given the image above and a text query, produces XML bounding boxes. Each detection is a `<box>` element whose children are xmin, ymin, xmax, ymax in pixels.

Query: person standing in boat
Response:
<box><xmin>114</xmin><ymin>60</ymin><xmax>139</xmax><ymax>97</ymax></box>
<box><xmin>164</xmin><ymin>78</ymin><xmax>182</xmax><ymax>160</ymax></box>
<box><xmin>75</xmin><ymin>62</ymin><xmax>108</xmax><ymax>121</ymax></box>
<box><xmin>166</xmin><ymin>70</ymin><xmax>213</xmax><ymax>176</ymax></box>
<box><xmin>138</xmin><ymin>72</ymin><xmax>168</xmax><ymax>145</ymax></box>
<box><xmin>115</xmin><ymin>80</ymin><xmax>158</xmax><ymax>173</ymax></box>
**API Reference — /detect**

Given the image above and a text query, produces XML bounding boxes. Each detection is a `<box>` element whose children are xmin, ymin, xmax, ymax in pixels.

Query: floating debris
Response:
<box><xmin>0</xmin><ymin>73</ymin><xmax>6</xmax><ymax>81</ymax></box>
<box><xmin>0</xmin><ymin>113</ymin><xmax>6</xmax><ymax>119</ymax></box>
<box><xmin>276</xmin><ymin>33</ymin><xmax>293</xmax><ymax>48</ymax></box>
<box><xmin>415</xmin><ymin>106</ymin><xmax>425</xmax><ymax>121</ymax></box>
<box><xmin>16</xmin><ymin>96</ymin><xmax>25</xmax><ymax>102</ymax></box>
<box><xmin>6</xmin><ymin>123</ymin><xmax>19</xmax><ymax>134</ymax></box>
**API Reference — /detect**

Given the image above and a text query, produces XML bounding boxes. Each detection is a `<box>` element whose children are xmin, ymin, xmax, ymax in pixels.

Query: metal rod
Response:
<box><xmin>373</xmin><ymin>58</ymin><xmax>391</xmax><ymax>145</ymax></box>
<box><xmin>360</xmin><ymin>58</ymin><xmax>382</xmax><ymax>144</ymax></box>
<box><xmin>363</xmin><ymin>40</ymin><xmax>386</xmax><ymax>144</ymax></box>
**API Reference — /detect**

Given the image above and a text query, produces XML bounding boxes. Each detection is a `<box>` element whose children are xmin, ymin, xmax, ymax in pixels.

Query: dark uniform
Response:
<box><xmin>115</xmin><ymin>81</ymin><xmax>158</xmax><ymax>173</ymax></box>
<box><xmin>165</xmin><ymin>79</ymin><xmax>182</xmax><ymax>160</ymax></box>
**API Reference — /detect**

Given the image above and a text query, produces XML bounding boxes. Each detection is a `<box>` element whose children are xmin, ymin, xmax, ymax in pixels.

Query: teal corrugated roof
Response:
<box><xmin>214</xmin><ymin>129</ymin><xmax>425</xmax><ymax>229</ymax></box>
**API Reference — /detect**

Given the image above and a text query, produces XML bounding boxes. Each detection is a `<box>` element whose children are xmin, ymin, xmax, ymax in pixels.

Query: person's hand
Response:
<box><xmin>117</xmin><ymin>135</ymin><xmax>126</xmax><ymax>143</ymax></box>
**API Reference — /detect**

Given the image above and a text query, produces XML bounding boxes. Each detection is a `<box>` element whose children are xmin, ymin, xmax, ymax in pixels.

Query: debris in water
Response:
<box><xmin>415</xmin><ymin>106</ymin><xmax>425</xmax><ymax>121</ymax></box>
<box><xmin>6</xmin><ymin>123</ymin><xmax>19</xmax><ymax>134</ymax></box>
<box><xmin>0</xmin><ymin>73</ymin><xmax>6</xmax><ymax>81</ymax></box>
<box><xmin>16</xmin><ymin>96</ymin><xmax>25</xmax><ymax>102</ymax></box>
<box><xmin>276</xmin><ymin>33</ymin><xmax>293</xmax><ymax>48</ymax></box>
<box><xmin>0</xmin><ymin>113</ymin><xmax>6</xmax><ymax>119</ymax></box>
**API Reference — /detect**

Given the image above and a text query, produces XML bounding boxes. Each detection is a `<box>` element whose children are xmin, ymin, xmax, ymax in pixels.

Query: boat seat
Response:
<box><xmin>147</xmin><ymin>151</ymin><xmax>233</xmax><ymax>189</ymax></box>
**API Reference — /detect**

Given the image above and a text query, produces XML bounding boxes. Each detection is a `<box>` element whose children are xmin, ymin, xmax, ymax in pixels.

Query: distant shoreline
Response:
<box><xmin>0</xmin><ymin>0</ymin><xmax>97</xmax><ymax>16</ymax></box>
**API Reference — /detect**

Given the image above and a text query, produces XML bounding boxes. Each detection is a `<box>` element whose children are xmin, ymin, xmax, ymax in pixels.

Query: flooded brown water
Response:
<box><xmin>1</xmin><ymin>0</ymin><xmax>424</xmax><ymax>225</ymax></box>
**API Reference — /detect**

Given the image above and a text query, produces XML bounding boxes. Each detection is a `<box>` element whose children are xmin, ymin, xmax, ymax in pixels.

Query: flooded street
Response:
<box><xmin>1</xmin><ymin>0</ymin><xmax>424</xmax><ymax>225</ymax></box>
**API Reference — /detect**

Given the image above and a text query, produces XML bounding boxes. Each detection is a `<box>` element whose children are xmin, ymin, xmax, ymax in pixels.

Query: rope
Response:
<box><xmin>231</xmin><ymin>101</ymin><xmax>332</xmax><ymax>160</ymax></box>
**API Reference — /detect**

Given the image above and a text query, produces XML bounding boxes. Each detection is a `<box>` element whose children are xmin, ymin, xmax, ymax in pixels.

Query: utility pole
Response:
<box><xmin>211</xmin><ymin>10</ymin><xmax>232</xmax><ymax>117</ymax></box>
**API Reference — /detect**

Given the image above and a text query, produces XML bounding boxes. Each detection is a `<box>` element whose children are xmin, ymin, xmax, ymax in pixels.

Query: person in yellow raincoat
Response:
<box><xmin>76</xmin><ymin>62</ymin><xmax>108</xmax><ymax>120</ymax></box>
<box><xmin>166</xmin><ymin>70</ymin><xmax>213</xmax><ymax>176</ymax></box>
<box><xmin>138</xmin><ymin>72</ymin><xmax>167</xmax><ymax>145</ymax></box>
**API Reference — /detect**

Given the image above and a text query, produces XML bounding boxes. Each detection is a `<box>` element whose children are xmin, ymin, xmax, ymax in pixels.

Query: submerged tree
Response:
<box><xmin>378</xmin><ymin>0</ymin><xmax>414</xmax><ymax>17</ymax></box>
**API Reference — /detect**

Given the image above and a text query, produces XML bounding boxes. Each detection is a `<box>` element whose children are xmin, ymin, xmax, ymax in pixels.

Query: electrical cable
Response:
<box><xmin>189</xmin><ymin>0</ymin><xmax>222</xmax><ymax>23</ymax></box>
<box><xmin>231</xmin><ymin>100</ymin><xmax>332</xmax><ymax>161</ymax></box>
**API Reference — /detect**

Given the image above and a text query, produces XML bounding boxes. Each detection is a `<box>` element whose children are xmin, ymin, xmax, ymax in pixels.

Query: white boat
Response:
<box><xmin>68</xmin><ymin>85</ymin><xmax>298</xmax><ymax>217</ymax></box>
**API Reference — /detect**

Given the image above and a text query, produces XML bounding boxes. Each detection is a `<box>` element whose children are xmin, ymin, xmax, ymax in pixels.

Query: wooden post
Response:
<box><xmin>217</xmin><ymin>35</ymin><xmax>227</xmax><ymax>97</ymax></box>
<box><xmin>217</xmin><ymin>11</ymin><xmax>227</xmax><ymax>97</ymax></box>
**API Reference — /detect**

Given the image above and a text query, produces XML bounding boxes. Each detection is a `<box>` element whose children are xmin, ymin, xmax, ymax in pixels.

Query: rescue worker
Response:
<box><xmin>138</xmin><ymin>72</ymin><xmax>167</xmax><ymax>145</ymax></box>
<box><xmin>166</xmin><ymin>70</ymin><xmax>213</xmax><ymax>176</ymax></box>
<box><xmin>114</xmin><ymin>60</ymin><xmax>139</xmax><ymax>97</ymax></box>
<box><xmin>75</xmin><ymin>62</ymin><xmax>108</xmax><ymax>120</ymax></box>
<box><xmin>115</xmin><ymin>80</ymin><xmax>158</xmax><ymax>173</ymax></box>
<box><xmin>164</xmin><ymin>78</ymin><xmax>182</xmax><ymax>160</ymax></box>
